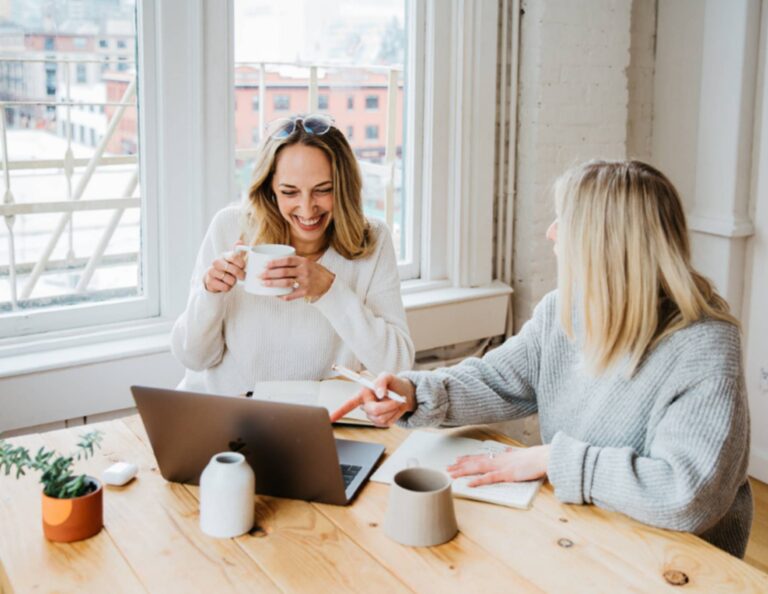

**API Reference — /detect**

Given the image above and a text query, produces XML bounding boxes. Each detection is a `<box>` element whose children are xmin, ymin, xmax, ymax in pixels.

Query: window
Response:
<box><xmin>365</xmin><ymin>125</ymin><xmax>379</xmax><ymax>140</ymax></box>
<box><xmin>252</xmin><ymin>127</ymin><xmax>260</xmax><ymax>144</ymax></box>
<box><xmin>0</xmin><ymin>0</ymin><xmax>149</xmax><ymax>338</ymax></box>
<box><xmin>117</xmin><ymin>40</ymin><xmax>127</xmax><ymax>49</ymax></box>
<box><xmin>45</xmin><ymin>65</ymin><xmax>56</xmax><ymax>95</ymax></box>
<box><xmin>251</xmin><ymin>94</ymin><xmax>259</xmax><ymax>111</ymax></box>
<box><xmin>99</xmin><ymin>39</ymin><xmax>108</xmax><ymax>49</ymax></box>
<box><xmin>273</xmin><ymin>94</ymin><xmax>290</xmax><ymax>110</ymax></box>
<box><xmin>365</xmin><ymin>95</ymin><xmax>379</xmax><ymax>110</ymax></box>
<box><xmin>234</xmin><ymin>0</ymin><xmax>412</xmax><ymax>270</ymax></box>
<box><xmin>2</xmin><ymin>0</ymin><xmax>502</xmax><ymax>381</ymax></box>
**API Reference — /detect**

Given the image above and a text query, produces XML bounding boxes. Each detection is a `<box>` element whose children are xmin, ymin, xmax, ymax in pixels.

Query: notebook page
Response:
<box><xmin>450</xmin><ymin>441</ymin><xmax>542</xmax><ymax>509</ymax></box>
<box><xmin>248</xmin><ymin>381</ymin><xmax>320</xmax><ymax>406</ymax></box>
<box><xmin>371</xmin><ymin>431</ymin><xmax>541</xmax><ymax>509</ymax></box>
<box><xmin>370</xmin><ymin>430</ymin><xmax>482</xmax><ymax>483</ymax></box>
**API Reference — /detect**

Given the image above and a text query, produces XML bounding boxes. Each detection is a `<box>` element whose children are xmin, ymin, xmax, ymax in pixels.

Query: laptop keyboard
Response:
<box><xmin>340</xmin><ymin>464</ymin><xmax>362</xmax><ymax>488</ymax></box>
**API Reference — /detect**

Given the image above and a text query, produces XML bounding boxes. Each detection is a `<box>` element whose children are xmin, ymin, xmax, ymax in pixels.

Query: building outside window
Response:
<box><xmin>0</xmin><ymin>0</ymin><xmax>145</xmax><ymax>337</ymax></box>
<box><xmin>365</xmin><ymin>125</ymin><xmax>379</xmax><ymax>140</ymax></box>
<box><xmin>234</xmin><ymin>0</ymin><xmax>409</xmax><ymax>266</ymax></box>
<box><xmin>251</xmin><ymin>94</ymin><xmax>259</xmax><ymax>111</ymax></box>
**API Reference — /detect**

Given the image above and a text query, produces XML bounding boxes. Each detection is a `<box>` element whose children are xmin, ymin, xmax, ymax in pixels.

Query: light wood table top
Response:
<box><xmin>1</xmin><ymin>415</ymin><xmax>766</xmax><ymax>593</ymax></box>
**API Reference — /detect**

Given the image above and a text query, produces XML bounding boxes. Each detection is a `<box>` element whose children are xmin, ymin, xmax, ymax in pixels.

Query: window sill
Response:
<box><xmin>0</xmin><ymin>281</ymin><xmax>512</xmax><ymax>379</ymax></box>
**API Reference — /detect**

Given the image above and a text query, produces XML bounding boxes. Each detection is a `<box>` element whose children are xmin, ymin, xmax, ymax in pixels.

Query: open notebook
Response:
<box><xmin>249</xmin><ymin>379</ymin><xmax>371</xmax><ymax>425</ymax></box>
<box><xmin>371</xmin><ymin>430</ymin><xmax>542</xmax><ymax>509</ymax></box>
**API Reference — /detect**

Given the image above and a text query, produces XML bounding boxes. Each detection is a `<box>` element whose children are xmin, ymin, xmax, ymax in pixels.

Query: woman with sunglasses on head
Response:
<box><xmin>171</xmin><ymin>114</ymin><xmax>415</xmax><ymax>395</ymax></box>
<box><xmin>333</xmin><ymin>160</ymin><xmax>752</xmax><ymax>558</ymax></box>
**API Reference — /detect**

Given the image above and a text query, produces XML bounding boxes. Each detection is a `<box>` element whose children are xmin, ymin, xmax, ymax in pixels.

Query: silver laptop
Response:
<box><xmin>131</xmin><ymin>385</ymin><xmax>385</xmax><ymax>505</ymax></box>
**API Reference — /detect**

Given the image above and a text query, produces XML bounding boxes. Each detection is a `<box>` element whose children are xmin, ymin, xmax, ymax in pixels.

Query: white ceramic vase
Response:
<box><xmin>199</xmin><ymin>452</ymin><xmax>255</xmax><ymax>538</ymax></box>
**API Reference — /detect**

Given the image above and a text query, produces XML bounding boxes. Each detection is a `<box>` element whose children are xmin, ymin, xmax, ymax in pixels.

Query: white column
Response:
<box><xmin>688</xmin><ymin>0</ymin><xmax>760</xmax><ymax>318</ymax></box>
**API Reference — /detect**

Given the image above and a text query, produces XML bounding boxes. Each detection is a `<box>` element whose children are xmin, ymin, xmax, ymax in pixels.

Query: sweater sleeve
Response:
<box><xmin>396</xmin><ymin>293</ymin><xmax>552</xmax><ymax>428</ymax></box>
<box><xmin>311</xmin><ymin>223</ymin><xmax>414</xmax><ymax>374</ymax></box>
<box><xmin>547</xmin><ymin>374</ymin><xmax>749</xmax><ymax>534</ymax></box>
<box><xmin>170</xmin><ymin>209</ymin><xmax>237</xmax><ymax>371</ymax></box>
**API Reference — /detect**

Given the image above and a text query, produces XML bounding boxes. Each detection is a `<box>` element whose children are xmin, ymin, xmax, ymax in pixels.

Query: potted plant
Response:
<box><xmin>0</xmin><ymin>431</ymin><xmax>104</xmax><ymax>542</ymax></box>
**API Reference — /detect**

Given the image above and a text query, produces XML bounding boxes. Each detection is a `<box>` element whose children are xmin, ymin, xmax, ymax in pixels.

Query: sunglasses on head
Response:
<box><xmin>267</xmin><ymin>114</ymin><xmax>335</xmax><ymax>140</ymax></box>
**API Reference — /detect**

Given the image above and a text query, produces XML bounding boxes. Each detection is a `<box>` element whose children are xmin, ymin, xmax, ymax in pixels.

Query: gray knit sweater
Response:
<box><xmin>399</xmin><ymin>291</ymin><xmax>752</xmax><ymax>558</ymax></box>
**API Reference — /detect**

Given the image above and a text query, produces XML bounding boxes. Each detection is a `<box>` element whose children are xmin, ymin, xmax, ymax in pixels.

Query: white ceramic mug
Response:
<box><xmin>199</xmin><ymin>452</ymin><xmax>255</xmax><ymax>538</ymax></box>
<box><xmin>235</xmin><ymin>244</ymin><xmax>296</xmax><ymax>296</ymax></box>
<box><xmin>383</xmin><ymin>467</ymin><xmax>458</xmax><ymax>547</ymax></box>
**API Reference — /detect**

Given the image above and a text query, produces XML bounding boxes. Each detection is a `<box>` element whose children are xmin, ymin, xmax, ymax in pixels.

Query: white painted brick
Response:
<box><xmin>513</xmin><ymin>0</ymin><xmax>633</xmax><ymax>330</ymax></box>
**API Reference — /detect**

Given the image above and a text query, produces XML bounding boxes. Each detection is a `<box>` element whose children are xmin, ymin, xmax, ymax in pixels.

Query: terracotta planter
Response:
<box><xmin>41</xmin><ymin>476</ymin><xmax>103</xmax><ymax>542</ymax></box>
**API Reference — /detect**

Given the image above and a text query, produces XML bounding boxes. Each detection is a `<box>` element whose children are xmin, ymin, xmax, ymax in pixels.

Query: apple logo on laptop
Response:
<box><xmin>228</xmin><ymin>437</ymin><xmax>248</xmax><ymax>455</ymax></box>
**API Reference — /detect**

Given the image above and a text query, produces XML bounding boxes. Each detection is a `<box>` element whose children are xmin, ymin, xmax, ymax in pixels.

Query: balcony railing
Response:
<box><xmin>1</xmin><ymin>55</ymin><xmax>403</xmax><ymax>314</ymax></box>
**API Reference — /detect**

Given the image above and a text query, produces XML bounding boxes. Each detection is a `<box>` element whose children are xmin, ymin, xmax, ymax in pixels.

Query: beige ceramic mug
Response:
<box><xmin>383</xmin><ymin>467</ymin><xmax>458</xmax><ymax>547</ymax></box>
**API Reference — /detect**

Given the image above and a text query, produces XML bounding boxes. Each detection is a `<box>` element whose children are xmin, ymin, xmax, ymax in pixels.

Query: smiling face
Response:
<box><xmin>271</xmin><ymin>144</ymin><xmax>334</xmax><ymax>253</ymax></box>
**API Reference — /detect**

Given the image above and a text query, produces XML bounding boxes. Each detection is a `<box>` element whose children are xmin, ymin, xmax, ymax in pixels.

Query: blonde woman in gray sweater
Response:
<box><xmin>332</xmin><ymin>160</ymin><xmax>752</xmax><ymax>558</ymax></box>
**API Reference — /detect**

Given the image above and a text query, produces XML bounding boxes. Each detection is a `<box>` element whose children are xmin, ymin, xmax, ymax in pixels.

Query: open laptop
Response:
<box><xmin>131</xmin><ymin>386</ymin><xmax>385</xmax><ymax>505</ymax></box>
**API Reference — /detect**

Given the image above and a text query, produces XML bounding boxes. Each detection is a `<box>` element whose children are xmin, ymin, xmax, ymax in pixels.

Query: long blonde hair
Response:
<box><xmin>555</xmin><ymin>160</ymin><xmax>738</xmax><ymax>375</ymax></box>
<box><xmin>243</xmin><ymin>119</ymin><xmax>374</xmax><ymax>259</ymax></box>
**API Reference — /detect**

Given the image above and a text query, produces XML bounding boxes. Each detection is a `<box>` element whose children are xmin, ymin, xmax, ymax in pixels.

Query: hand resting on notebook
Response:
<box><xmin>447</xmin><ymin>445</ymin><xmax>550</xmax><ymax>487</ymax></box>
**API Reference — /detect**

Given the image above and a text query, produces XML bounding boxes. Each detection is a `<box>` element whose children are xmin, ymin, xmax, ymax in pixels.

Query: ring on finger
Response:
<box><xmin>292</xmin><ymin>280</ymin><xmax>300</xmax><ymax>290</ymax></box>
<box><xmin>487</xmin><ymin>451</ymin><xmax>496</xmax><ymax>460</ymax></box>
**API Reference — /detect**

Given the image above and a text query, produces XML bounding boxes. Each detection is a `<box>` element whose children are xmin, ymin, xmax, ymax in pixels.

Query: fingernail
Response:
<box><xmin>376</xmin><ymin>387</ymin><xmax>386</xmax><ymax>398</ymax></box>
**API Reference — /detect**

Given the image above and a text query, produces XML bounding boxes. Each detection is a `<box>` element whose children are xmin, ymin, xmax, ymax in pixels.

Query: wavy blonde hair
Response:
<box><xmin>555</xmin><ymin>160</ymin><xmax>738</xmax><ymax>375</ymax></box>
<box><xmin>242</xmin><ymin>119</ymin><xmax>373</xmax><ymax>259</ymax></box>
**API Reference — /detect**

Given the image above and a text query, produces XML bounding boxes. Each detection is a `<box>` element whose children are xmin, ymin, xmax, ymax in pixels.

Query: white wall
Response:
<box><xmin>651</xmin><ymin>0</ymin><xmax>767</xmax><ymax>482</ymax></box>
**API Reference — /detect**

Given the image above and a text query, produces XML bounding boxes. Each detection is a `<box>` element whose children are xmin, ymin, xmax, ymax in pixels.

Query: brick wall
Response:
<box><xmin>626</xmin><ymin>0</ymin><xmax>656</xmax><ymax>161</ymax></box>
<box><xmin>511</xmin><ymin>0</ymin><xmax>633</xmax><ymax>330</ymax></box>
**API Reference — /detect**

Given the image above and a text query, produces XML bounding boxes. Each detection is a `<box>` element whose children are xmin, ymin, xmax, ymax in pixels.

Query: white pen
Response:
<box><xmin>331</xmin><ymin>364</ymin><xmax>407</xmax><ymax>403</ymax></box>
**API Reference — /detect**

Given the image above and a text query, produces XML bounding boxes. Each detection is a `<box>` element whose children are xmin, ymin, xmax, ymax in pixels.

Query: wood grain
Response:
<box><xmin>1</xmin><ymin>416</ymin><xmax>765</xmax><ymax>594</ymax></box>
<box><xmin>0</xmin><ymin>430</ymin><xmax>145</xmax><ymax>594</ymax></box>
<box><xmin>746</xmin><ymin>477</ymin><xmax>768</xmax><ymax>574</ymax></box>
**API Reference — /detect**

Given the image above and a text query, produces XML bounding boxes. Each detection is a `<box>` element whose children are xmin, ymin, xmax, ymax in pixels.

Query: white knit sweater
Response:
<box><xmin>171</xmin><ymin>205</ymin><xmax>415</xmax><ymax>395</ymax></box>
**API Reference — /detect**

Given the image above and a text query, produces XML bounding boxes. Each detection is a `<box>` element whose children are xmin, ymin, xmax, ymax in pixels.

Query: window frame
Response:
<box><xmin>0</xmin><ymin>0</ymin><xmax>502</xmax><ymax>360</ymax></box>
<box><xmin>0</xmin><ymin>0</ymin><xmax>161</xmax><ymax>340</ymax></box>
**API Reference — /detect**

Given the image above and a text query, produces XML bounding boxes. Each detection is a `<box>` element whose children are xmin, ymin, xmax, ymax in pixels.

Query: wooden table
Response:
<box><xmin>1</xmin><ymin>416</ymin><xmax>766</xmax><ymax>593</ymax></box>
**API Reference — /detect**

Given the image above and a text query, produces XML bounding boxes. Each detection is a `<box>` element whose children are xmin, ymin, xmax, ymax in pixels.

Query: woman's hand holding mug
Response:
<box><xmin>204</xmin><ymin>242</ymin><xmax>246</xmax><ymax>293</ymax></box>
<box><xmin>329</xmin><ymin>373</ymin><xmax>417</xmax><ymax>426</ymax></box>
<box><xmin>260</xmin><ymin>255</ymin><xmax>336</xmax><ymax>303</ymax></box>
